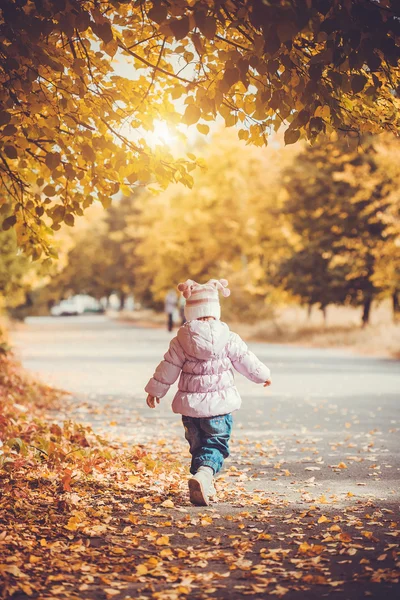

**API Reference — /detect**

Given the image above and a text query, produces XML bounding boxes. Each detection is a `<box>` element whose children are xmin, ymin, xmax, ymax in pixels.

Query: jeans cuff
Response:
<box><xmin>195</xmin><ymin>460</ymin><xmax>218</xmax><ymax>475</ymax></box>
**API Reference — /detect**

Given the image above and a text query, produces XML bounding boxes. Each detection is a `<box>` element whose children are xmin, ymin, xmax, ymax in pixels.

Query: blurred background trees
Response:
<box><xmin>279</xmin><ymin>135</ymin><xmax>400</xmax><ymax>326</ymax></box>
<box><xmin>6</xmin><ymin>128</ymin><xmax>397</xmax><ymax>328</ymax></box>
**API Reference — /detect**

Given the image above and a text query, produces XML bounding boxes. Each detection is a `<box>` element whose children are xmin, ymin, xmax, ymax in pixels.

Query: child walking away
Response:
<box><xmin>145</xmin><ymin>279</ymin><xmax>271</xmax><ymax>506</ymax></box>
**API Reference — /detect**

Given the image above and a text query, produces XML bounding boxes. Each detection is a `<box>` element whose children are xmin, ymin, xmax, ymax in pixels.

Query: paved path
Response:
<box><xmin>10</xmin><ymin>316</ymin><xmax>400</xmax><ymax>599</ymax></box>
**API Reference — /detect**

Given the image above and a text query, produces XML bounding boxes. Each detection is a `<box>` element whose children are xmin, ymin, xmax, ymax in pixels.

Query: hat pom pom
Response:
<box><xmin>177</xmin><ymin>280</ymin><xmax>193</xmax><ymax>299</ymax></box>
<box><xmin>219</xmin><ymin>278</ymin><xmax>230</xmax><ymax>297</ymax></box>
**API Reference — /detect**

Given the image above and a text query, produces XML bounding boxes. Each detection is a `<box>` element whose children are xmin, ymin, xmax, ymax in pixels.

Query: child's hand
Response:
<box><xmin>146</xmin><ymin>394</ymin><xmax>160</xmax><ymax>408</ymax></box>
<box><xmin>264</xmin><ymin>379</ymin><xmax>272</xmax><ymax>387</ymax></box>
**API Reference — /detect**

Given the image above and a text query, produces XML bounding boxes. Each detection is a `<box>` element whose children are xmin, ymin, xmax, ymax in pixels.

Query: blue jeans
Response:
<box><xmin>182</xmin><ymin>414</ymin><xmax>233</xmax><ymax>475</ymax></box>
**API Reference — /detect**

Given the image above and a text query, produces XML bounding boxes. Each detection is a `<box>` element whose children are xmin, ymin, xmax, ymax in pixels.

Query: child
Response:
<box><xmin>145</xmin><ymin>278</ymin><xmax>271</xmax><ymax>506</ymax></box>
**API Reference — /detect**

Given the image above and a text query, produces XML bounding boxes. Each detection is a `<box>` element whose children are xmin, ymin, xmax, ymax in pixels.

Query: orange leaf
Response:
<box><xmin>61</xmin><ymin>469</ymin><xmax>72</xmax><ymax>492</ymax></box>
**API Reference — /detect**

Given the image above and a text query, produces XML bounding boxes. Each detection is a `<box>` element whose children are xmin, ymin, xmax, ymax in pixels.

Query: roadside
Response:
<box><xmin>112</xmin><ymin>308</ymin><xmax>400</xmax><ymax>360</ymax></box>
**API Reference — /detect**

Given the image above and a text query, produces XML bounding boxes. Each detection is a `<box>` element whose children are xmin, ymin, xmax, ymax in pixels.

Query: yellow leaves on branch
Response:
<box><xmin>1</xmin><ymin>1</ymin><xmax>399</xmax><ymax>255</ymax></box>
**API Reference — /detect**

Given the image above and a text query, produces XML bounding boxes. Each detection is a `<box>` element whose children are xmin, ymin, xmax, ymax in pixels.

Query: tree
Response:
<box><xmin>132</xmin><ymin>128</ymin><xmax>296</xmax><ymax>320</ymax></box>
<box><xmin>1</xmin><ymin>0</ymin><xmax>399</xmax><ymax>255</ymax></box>
<box><xmin>96</xmin><ymin>194</ymin><xmax>140</xmax><ymax>307</ymax></box>
<box><xmin>371</xmin><ymin>136</ymin><xmax>400</xmax><ymax>321</ymax></box>
<box><xmin>38</xmin><ymin>194</ymin><xmax>140</xmax><ymax>307</ymax></box>
<box><xmin>0</xmin><ymin>229</ymin><xmax>34</xmax><ymax>308</ymax></box>
<box><xmin>277</xmin><ymin>250</ymin><xmax>348</xmax><ymax>321</ymax></box>
<box><xmin>279</xmin><ymin>134</ymin><xmax>400</xmax><ymax>325</ymax></box>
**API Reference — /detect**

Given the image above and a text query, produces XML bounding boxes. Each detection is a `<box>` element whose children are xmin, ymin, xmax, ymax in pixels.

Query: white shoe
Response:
<box><xmin>209</xmin><ymin>481</ymin><xmax>217</xmax><ymax>498</ymax></box>
<box><xmin>189</xmin><ymin>466</ymin><xmax>214</xmax><ymax>506</ymax></box>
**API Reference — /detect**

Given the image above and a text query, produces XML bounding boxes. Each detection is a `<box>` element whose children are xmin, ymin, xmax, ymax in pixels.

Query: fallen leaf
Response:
<box><xmin>161</xmin><ymin>499</ymin><xmax>174</xmax><ymax>508</ymax></box>
<box><xmin>318</xmin><ymin>515</ymin><xmax>329</xmax><ymax>524</ymax></box>
<box><xmin>2</xmin><ymin>565</ymin><xmax>24</xmax><ymax>577</ymax></box>
<box><xmin>136</xmin><ymin>564</ymin><xmax>148</xmax><ymax>576</ymax></box>
<box><xmin>155</xmin><ymin>535</ymin><xmax>170</xmax><ymax>546</ymax></box>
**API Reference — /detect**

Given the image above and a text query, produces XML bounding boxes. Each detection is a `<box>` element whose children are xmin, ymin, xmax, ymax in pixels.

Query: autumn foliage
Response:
<box><xmin>1</xmin><ymin>0</ymin><xmax>400</xmax><ymax>258</ymax></box>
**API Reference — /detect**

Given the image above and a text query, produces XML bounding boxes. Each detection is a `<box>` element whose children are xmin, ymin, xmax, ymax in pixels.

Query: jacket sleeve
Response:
<box><xmin>227</xmin><ymin>332</ymin><xmax>271</xmax><ymax>384</ymax></box>
<box><xmin>145</xmin><ymin>336</ymin><xmax>185</xmax><ymax>398</ymax></box>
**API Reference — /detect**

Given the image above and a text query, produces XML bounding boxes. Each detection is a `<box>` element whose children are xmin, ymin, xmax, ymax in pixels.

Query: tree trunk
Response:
<box><xmin>362</xmin><ymin>297</ymin><xmax>372</xmax><ymax>327</ymax></box>
<box><xmin>393</xmin><ymin>291</ymin><xmax>400</xmax><ymax>322</ymax></box>
<box><xmin>119</xmin><ymin>291</ymin><xmax>126</xmax><ymax>311</ymax></box>
<box><xmin>307</xmin><ymin>303</ymin><xmax>312</xmax><ymax>320</ymax></box>
<box><xmin>321</xmin><ymin>305</ymin><xmax>327</xmax><ymax>327</ymax></box>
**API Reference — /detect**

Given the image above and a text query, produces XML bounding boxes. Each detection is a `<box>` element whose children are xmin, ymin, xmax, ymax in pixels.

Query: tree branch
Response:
<box><xmin>117</xmin><ymin>41</ymin><xmax>197</xmax><ymax>85</ymax></box>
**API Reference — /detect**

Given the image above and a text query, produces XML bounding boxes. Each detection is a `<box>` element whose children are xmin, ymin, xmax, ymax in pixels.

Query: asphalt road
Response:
<box><xmin>9</xmin><ymin>315</ymin><xmax>400</xmax><ymax>599</ymax></box>
<box><xmin>10</xmin><ymin>315</ymin><xmax>400</xmax><ymax>501</ymax></box>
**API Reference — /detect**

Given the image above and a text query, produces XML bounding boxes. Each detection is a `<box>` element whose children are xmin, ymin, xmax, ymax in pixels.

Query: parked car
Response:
<box><xmin>50</xmin><ymin>295</ymin><xmax>103</xmax><ymax>316</ymax></box>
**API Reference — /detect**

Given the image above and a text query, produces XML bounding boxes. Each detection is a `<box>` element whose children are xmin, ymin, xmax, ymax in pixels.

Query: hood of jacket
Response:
<box><xmin>177</xmin><ymin>320</ymin><xmax>230</xmax><ymax>360</ymax></box>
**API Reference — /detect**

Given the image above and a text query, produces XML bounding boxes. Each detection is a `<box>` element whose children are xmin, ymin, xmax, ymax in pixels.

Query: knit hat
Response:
<box><xmin>177</xmin><ymin>279</ymin><xmax>230</xmax><ymax>321</ymax></box>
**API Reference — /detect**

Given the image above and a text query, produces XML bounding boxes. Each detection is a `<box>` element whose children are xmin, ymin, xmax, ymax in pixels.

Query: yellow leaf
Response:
<box><xmin>136</xmin><ymin>564</ymin><xmax>148</xmax><ymax>576</ymax></box>
<box><xmin>29</xmin><ymin>555</ymin><xmax>41</xmax><ymax>564</ymax></box>
<box><xmin>197</xmin><ymin>123</ymin><xmax>210</xmax><ymax>134</ymax></box>
<box><xmin>314</xmin><ymin>105</ymin><xmax>331</xmax><ymax>120</ymax></box>
<box><xmin>298</xmin><ymin>542</ymin><xmax>325</xmax><ymax>555</ymax></box>
<box><xmin>161</xmin><ymin>499</ymin><xmax>174</xmax><ymax>508</ymax></box>
<box><xmin>257</xmin><ymin>533</ymin><xmax>272</xmax><ymax>540</ymax></box>
<box><xmin>362</xmin><ymin>530</ymin><xmax>374</xmax><ymax>539</ymax></box>
<box><xmin>338</xmin><ymin>462</ymin><xmax>348</xmax><ymax>469</ymax></box>
<box><xmin>3</xmin><ymin>565</ymin><xmax>23</xmax><ymax>577</ymax></box>
<box><xmin>128</xmin><ymin>475</ymin><xmax>140</xmax><ymax>485</ymax></box>
<box><xmin>318</xmin><ymin>515</ymin><xmax>329</xmax><ymax>524</ymax></box>
<box><xmin>182</xmin><ymin>104</ymin><xmax>201</xmax><ymax>126</ymax></box>
<box><xmin>128</xmin><ymin>513</ymin><xmax>139</xmax><ymax>524</ymax></box>
<box><xmin>121</xmin><ymin>185</ymin><xmax>131</xmax><ymax>196</ymax></box>
<box><xmin>155</xmin><ymin>535</ymin><xmax>170</xmax><ymax>546</ymax></box>
<box><xmin>65</xmin><ymin>517</ymin><xmax>80</xmax><ymax>532</ymax></box>
<box><xmin>183</xmin><ymin>532</ymin><xmax>199</xmax><ymax>539</ymax></box>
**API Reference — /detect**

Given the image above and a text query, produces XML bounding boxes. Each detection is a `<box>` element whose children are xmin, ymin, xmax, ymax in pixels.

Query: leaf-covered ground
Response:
<box><xmin>1</xmin><ymin>352</ymin><xmax>399</xmax><ymax>600</ymax></box>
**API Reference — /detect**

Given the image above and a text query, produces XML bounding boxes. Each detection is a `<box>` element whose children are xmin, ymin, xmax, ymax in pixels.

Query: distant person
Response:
<box><xmin>145</xmin><ymin>278</ymin><xmax>272</xmax><ymax>506</ymax></box>
<box><xmin>164</xmin><ymin>289</ymin><xmax>178</xmax><ymax>332</ymax></box>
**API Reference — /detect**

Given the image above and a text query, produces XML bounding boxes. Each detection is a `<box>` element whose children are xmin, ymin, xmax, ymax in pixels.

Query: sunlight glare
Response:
<box><xmin>151</xmin><ymin>120</ymin><xmax>175</xmax><ymax>146</ymax></box>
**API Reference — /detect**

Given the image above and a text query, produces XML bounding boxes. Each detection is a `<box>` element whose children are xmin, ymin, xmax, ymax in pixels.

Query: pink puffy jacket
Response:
<box><xmin>145</xmin><ymin>320</ymin><xmax>271</xmax><ymax>418</ymax></box>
